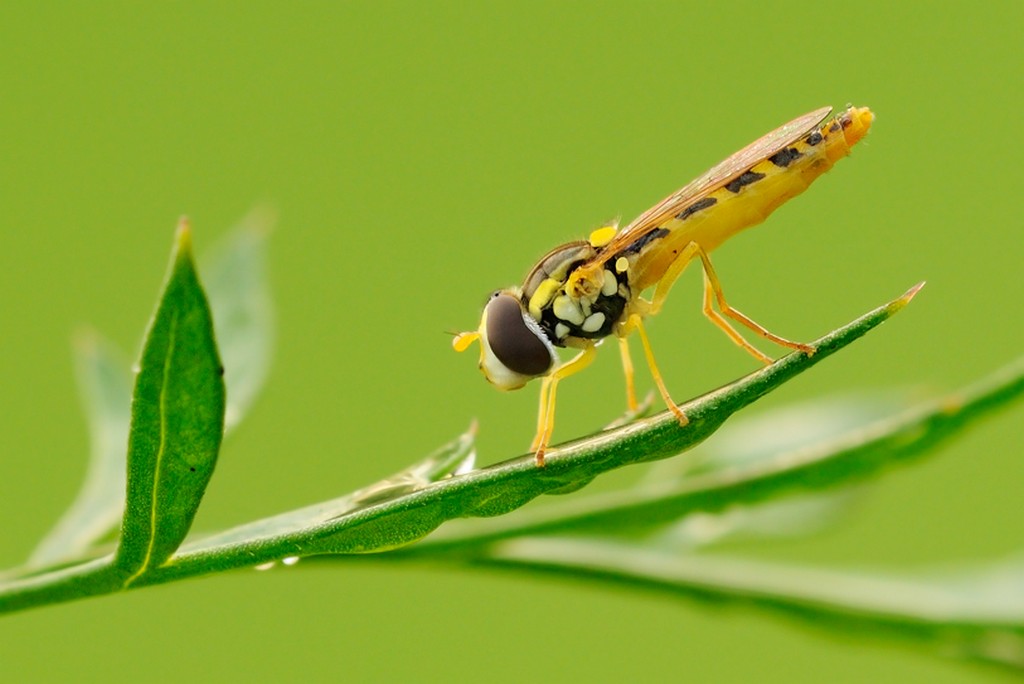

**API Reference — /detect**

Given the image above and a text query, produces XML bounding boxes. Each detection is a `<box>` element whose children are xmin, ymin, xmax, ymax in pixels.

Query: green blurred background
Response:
<box><xmin>1</xmin><ymin>1</ymin><xmax>1021</xmax><ymax>681</ymax></box>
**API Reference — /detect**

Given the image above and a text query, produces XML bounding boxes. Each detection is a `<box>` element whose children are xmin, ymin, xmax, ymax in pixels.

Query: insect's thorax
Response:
<box><xmin>521</xmin><ymin>241</ymin><xmax>632</xmax><ymax>347</ymax></box>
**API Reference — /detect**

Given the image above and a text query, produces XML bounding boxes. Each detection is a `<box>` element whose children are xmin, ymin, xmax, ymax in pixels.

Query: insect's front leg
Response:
<box><xmin>530</xmin><ymin>344</ymin><xmax>598</xmax><ymax>467</ymax></box>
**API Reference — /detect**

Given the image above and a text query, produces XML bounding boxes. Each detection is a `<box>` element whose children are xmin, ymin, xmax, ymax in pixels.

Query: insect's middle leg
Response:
<box><xmin>619</xmin><ymin>314</ymin><xmax>688</xmax><ymax>427</ymax></box>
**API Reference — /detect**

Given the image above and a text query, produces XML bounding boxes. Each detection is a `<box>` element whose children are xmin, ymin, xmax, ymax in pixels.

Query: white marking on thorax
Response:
<box><xmin>553</xmin><ymin>295</ymin><xmax>585</xmax><ymax>326</ymax></box>
<box><xmin>581</xmin><ymin>312</ymin><xmax>606</xmax><ymax>333</ymax></box>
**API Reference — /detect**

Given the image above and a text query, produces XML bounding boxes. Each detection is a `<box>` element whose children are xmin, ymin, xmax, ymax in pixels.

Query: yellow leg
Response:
<box><xmin>647</xmin><ymin>239</ymin><xmax>812</xmax><ymax>362</ymax></box>
<box><xmin>701</xmin><ymin>271</ymin><xmax>773</xmax><ymax>364</ymax></box>
<box><xmin>533</xmin><ymin>375</ymin><xmax>552</xmax><ymax>455</ymax></box>
<box><xmin>696</xmin><ymin>247</ymin><xmax>815</xmax><ymax>359</ymax></box>
<box><xmin>529</xmin><ymin>345</ymin><xmax>598</xmax><ymax>467</ymax></box>
<box><xmin>618</xmin><ymin>336</ymin><xmax>639</xmax><ymax>412</ymax></box>
<box><xmin>621</xmin><ymin>314</ymin><xmax>688</xmax><ymax>427</ymax></box>
<box><xmin>531</xmin><ymin>373</ymin><xmax>561</xmax><ymax>456</ymax></box>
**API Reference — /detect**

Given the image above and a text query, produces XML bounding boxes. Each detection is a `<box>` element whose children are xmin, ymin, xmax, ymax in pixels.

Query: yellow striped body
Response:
<box><xmin>523</xmin><ymin>106</ymin><xmax>874</xmax><ymax>350</ymax></box>
<box><xmin>626</xmin><ymin>107</ymin><xmax>873</xmax><ymax>293</ymax></box>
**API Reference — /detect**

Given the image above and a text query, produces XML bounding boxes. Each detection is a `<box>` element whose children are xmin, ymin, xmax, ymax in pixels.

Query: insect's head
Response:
<box><xmin>453</xmin><ymin>289</ymin><xmax>557</xmax><ymax>391</ymax></box>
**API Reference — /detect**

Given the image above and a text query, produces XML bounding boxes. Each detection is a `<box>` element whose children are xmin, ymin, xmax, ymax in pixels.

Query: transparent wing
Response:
<box><xmin>598</xmin><ymin>106</ymin><xmax>833</xmax><ymax>258</ymax></box>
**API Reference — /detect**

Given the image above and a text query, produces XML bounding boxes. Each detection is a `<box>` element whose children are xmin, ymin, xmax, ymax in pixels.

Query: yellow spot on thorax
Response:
<box><xmin>529</xmin><ymin>278</ymin><xmax>563</xmax><ymax>319</ymax></box>
<box><xmin>589</xmin><ymin>225</ymin><xmax>618</xmax><ymax>248</ymax></box>
<box><xmin>615</xmin><ymin>256</ymin><xmax>629</xmax><ymax>273</ymax></box>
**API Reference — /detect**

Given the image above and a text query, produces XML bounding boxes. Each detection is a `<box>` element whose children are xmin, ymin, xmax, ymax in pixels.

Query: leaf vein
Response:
<box><xmin>124</xmin><ymin>311</ymin><xmax>178</xmax><ymax>586</ymax></box>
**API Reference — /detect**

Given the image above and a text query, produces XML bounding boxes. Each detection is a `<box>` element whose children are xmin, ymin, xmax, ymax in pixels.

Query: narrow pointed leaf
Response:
<box><xmin>201</xmin><ymin>208</ymin><xmax>275</xmax><ymax>433</ymax></box>
<box><xmin>28</xmin><ymin>332</ymin><xmax>132</xmax><ymax>567</ymax></box>
<box><xmin>115</xmin><ymin>221</ymin><xmax>226</xmax><ymax>583</ymax></box>
<box><xmin>27</xmin><ymin>210</ymin><xmax>273</xmax><ymax>570</ymax></box>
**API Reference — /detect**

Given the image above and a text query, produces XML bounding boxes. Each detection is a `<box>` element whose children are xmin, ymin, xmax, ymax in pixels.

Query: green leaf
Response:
<box><xmin>480</xmin><ymin>537</ymin><xmax>1024</xmax><ymax>670</ymax></box>
<box><xmin>28</xmin><ymin>332</ymin><xmax>132</xmax><ymax>567</ymax></box>
<box><xmin>201</xmin><ymin>208</ymin><xmax>275</xmax><ymax>433</ymax></box>
<box><xmin>27</xmin><ymin>211</ymin><xmax>273</xmax><ymax>569</ymax></box>
<box><xmin>115</xmin><ymin>220</ymin><xmax>226</xmax><ymax>584</ymax></box>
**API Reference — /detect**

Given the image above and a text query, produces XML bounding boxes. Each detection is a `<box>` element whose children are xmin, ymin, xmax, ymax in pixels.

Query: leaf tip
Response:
<box><xmin>175</xmin><ymin>216</ymin><xmax>194</xmax><ymax>257</ymax></box>
<box><xmin>243</xmin><ymin>205</ymin><xmax>278</xmax><ymax>238</ymax></box>
<box><xmin>71</xmin><ymin>325</ymin><xmax>101</xmax><ymax>356</ymax></box>
<box><xmin>896</xmin><ymin>281</ymin><xmax>927</xmax><ymax>308</ymax></box>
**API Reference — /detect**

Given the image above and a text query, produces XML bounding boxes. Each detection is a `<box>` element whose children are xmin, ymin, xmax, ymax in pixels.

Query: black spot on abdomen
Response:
<box><xmin>768</xmin><ymin>147</ymin><xmax>802</xmax><ymax>167</ymax></box>
<box><xmin>725</xmin><ymin>170</ymin><xmax>765</xmax><ymax>193</ymax></box>
<box><xmin>675</xmin><ymin>196</ymin><xmax>718</xmax><ymax>221</ymax></box>
<box><xmin>617</xmin><ymin>227</ymin><xmax>670</xmax><ymax>257</ymax></box>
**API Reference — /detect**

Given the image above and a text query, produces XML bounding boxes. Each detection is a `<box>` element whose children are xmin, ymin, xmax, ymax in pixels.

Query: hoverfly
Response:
<box><xmin>454</xmin><ymin>105</ymin><xmax>874</xmax><ymax>466</ymax></box>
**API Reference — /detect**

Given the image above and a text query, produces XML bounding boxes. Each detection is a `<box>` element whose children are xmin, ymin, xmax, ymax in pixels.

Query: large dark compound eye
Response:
<box><xmin>485</xmin><ymin>294</ymin><xmax>553</xmax><ymax>376</ymax></box>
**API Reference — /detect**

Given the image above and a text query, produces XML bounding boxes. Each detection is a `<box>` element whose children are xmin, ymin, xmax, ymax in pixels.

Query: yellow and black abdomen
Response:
<box><xmin>629</xmin><ymin>106</ymin><xmax>874</xmax><ymax>292</ymax></box>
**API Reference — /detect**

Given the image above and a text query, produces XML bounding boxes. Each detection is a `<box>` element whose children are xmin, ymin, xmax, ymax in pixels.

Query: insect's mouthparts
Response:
<box><xmin>567</xmin><ymin>270</ymin><xmax>597</xmax><ymax>298</ymax></box>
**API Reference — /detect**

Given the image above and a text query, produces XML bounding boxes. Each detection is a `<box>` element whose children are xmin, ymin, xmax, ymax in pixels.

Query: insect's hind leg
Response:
<box><xmin>696</xmin><ymin>245</ymin><xmax>815</xmax><ymax>361</ymax></box>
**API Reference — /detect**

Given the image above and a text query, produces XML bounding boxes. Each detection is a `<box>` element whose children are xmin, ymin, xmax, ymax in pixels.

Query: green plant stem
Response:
<box><xmin>0</xmin><ymin>558</ymin><xmax>120</xmax><ymax>614</ymax></box>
